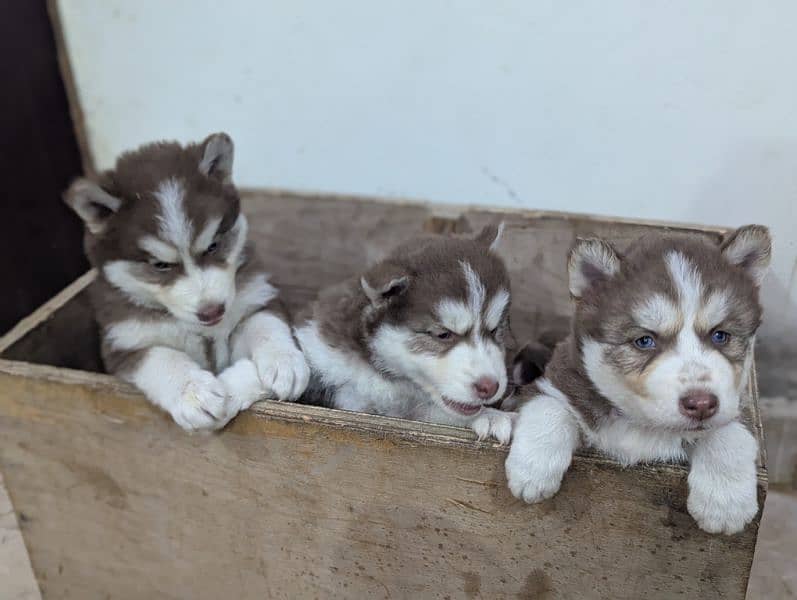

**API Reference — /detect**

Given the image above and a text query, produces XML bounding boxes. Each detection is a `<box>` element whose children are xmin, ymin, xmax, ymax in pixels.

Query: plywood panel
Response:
<box><xmin>0</xmin><ymin>361</ymin><xmax>763</xmax><ymax>600</ymax></box>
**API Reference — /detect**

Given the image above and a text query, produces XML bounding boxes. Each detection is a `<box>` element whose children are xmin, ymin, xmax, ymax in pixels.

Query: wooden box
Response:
<box><xmin>0</xmin><ymin>192</ymin><xmax>766</xmax><ymax>599</ymax></box>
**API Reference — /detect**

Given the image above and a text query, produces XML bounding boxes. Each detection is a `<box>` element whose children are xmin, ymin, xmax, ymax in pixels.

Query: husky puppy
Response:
<box><xmin>64</xmin><ymin>133</ymin><xmax>309</xmax><ymax>431</ymax></box>
<box><xmin>295</xmin><ymin>225</ymin><xmax>516</xmax><ymax>442</ymax></box>
<box><xmin>505</xmin><ymin>225</ymin><xmax>771</xmax><ymax>534</ymax></box>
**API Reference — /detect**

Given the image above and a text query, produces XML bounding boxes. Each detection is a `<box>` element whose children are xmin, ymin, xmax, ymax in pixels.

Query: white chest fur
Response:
<box><xmin>583</xmin><ymin>414</ymin><xmax>691</xmax><ymax>466</ymax></box>
<box><xmin>104</xmin><ymin>273</ymin><xmax>276</xmax><ymax>373</ymax></box>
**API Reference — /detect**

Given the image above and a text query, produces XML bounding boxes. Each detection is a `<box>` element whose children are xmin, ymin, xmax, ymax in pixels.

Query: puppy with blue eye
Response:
<box><xmin>64</xmin><ymin>133</ymin><xmax>309</xmax><ymax>431</ymax></box>
<box><xmin>506</xmin><ymin>225</ymin><xmax>771</xmax><ymax>534</ymax></box>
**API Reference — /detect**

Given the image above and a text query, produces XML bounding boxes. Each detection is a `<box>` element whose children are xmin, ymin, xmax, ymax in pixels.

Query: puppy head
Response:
<box><xmin>570</xmin><ymin>225</ymin><xmax>771</xmax><ymax>431</ymax></box>
<box><xmin>64</xmin><ymin>133</ymin><xmax>247</xmax><ymax>327</ymax></box>
<box><xmin>364</xmin><ymin>224</ymin><xmax>511</xmax><ymax>419</ymax></box>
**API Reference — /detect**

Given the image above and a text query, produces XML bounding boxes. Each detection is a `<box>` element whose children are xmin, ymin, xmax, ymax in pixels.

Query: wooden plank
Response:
<box><xmin>0</xmin><ymin>360</ymin><xmax>764</xmax><ymax>599</ymax></box>
<box><xmin>240</xmin><ymin>189</ymin><xmax>727</xmax><ymax>346</ymax></box>
<box><xmin>0</xmin><ymin>270</ymin><xmax>95</xmax><ymax>355</ymax></box>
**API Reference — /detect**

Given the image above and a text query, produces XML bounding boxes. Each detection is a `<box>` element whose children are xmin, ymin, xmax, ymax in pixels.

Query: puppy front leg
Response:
<box><xmin>687</xmin><ymin>420</ymin><xmax>759</xmax><ymax>534</ymax></box>
<box><xmin>505</xmin><ymin>393</ymin><xmax>580</xmax><ymax>503</ymax></box>
<box><xmin>119</xmin><ymin>346</ymin><xmax>233</xmax><ymax>431</ymax></box>
<box><xmin>231</xmin><ymin>311</ymin><xmax>309</xmax><ymax>401</ymax></box>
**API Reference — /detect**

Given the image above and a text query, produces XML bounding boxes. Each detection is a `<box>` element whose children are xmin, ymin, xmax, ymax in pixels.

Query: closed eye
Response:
<box><xmin>428</xmin><ymin>329</ymin><xmax>456</xmax><ymax>341</ymax></box>
<box><xmin>149</xmin><ymin>259</ymin><xmax>177</xmax><ymax>272</ymax></box>
<box><xmin>203</xmin><ymin>240</ymin><xmax>219</xmax><ymax>256</ymax></box>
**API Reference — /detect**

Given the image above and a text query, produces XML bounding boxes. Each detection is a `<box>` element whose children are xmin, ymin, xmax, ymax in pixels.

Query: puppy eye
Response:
<box><xmin>431</xmin><ymin>330</ymin><xmax>453</xmax><ymax>340</ymax></box>
<box><xmin>204</xmin><ymin>241</ymin><xmax>219</xmax><ymax>256</ymax></box>
<box><xmin>151</xmin><ymin>261</ymin><xmax>175</xmax><ymax>272</ymax></box>
<box><xmin>711</xmin><ymin>330</ymin><xmax>730</xmax><ymax>345</ymax></box>
<box><xmin>490</xmin><ymin>327</ymin><xmax>499</xmax><ymax>336</ymax></box>
<box><xmin>633</xmin><ymin>335</ymin><xmax>656</xmax><ymax>350</ymax></box>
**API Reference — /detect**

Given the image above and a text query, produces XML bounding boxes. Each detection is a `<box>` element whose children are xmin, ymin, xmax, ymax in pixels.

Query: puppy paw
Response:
<box><xmin>505</xmin><ymin>450</ymin><xmax>567</xmax><ymax>504</ymax></box>
<box><xmin>172</xmin><ymin>369</ymin><xmax>231</xmax><ymax>431</ymax></box>
<box><xmin>253</xmin><ymin>346</ymin><xmax>310</xmax><ymax>401</ymax></box>
<box><xmin>217</xmin><ymin>359</ymin><xmax>265</xmax><ymax>413</ymax></box>
<box><xmin>471</xmin><ymin>408</ymin><xmax>517</xmax><ymax>444</ymax></box>
<box><xmin>687</xmin><ymin>474</ymin><xmax>758</xmax><ymax>535</ymax></box>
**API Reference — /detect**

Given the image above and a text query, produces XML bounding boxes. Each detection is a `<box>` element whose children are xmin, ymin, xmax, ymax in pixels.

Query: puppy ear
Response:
<box><xmin>721</xmin><ymin>225</ymin><xmax>772</xmax><ymax>287</ymax></box>
<box><xmin>474</xmin><ymin>222</ymin><xmax>505</xmax><ymax>252</ymax></box>
<box><xmin>199</xmin><ymin>132</ymin><xmax>234</xmax><ymax>183</ymax></box>
<box><xmin>63</xmin><ymin>178</ymin><xmax>122</xmax><ymax>235</ymax></box>
<box><xmin>361</xmin><ymin>263</ymin><xmax>410</xmax><ymax>307</ymax></box>
<box><xmin>568</xmin><ymin>238</ymin><xmax>621</xmax><ymax>299</ymax></box>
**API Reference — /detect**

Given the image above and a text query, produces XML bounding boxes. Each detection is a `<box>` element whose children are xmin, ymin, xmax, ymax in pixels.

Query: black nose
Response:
<box><xmin>679</xmin><ymin>390</ymin><xmax>719</xmax><ymax>421</ymax></box>
<box><xmin>197</xmin><ymin>303</ymin><xmax>225</xmax><ymax>324</ymax></box>
<box><xmin>473</xmin><ymin>376</ymin><xmax>499</xmax><ymax>400</ymax></box>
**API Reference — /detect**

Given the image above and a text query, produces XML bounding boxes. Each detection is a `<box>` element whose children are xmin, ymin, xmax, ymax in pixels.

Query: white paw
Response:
<box><xmin>471</xmin><ymin>408</ymin><xmax>517</xmax><ymax>444</ymax></box>
<box><xmin>687</xmin><ymin>474</ymin><xmax>758</xmax><ymax>535</ymax></box>
<box><xmin>217</xmin><ymin>359</ymin><xmax>265</xmax><ymax>413</ymax></box>
<box><xmin>171</xmin><ymin>369</ymin><xmax>232</xmax><ymax>431</ymax></box>
<box><xmin>505</xmin><ymin>449</ymin><xmax>567</xmax><ymax>504</ymax></box>
<box><xmin>252</xmin><ymin>347</ymin><xmax>310</xmax><ymax>401</ymax></box>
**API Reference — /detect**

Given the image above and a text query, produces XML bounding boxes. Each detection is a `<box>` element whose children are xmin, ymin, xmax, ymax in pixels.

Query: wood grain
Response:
<box><xmin>0</xmin><ymin>360</ymin><xmax>763</xmax><ymax>600</ymax></box>
<box><xmin>0</xmin><ymin>190</ymin><xmax>764</xmax><ymax>599</ymax></box>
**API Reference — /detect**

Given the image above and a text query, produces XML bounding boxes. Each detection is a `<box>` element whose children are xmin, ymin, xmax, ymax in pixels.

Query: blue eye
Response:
<box><xmin>711</xmin><ymin>330</ymin><xmax>730</xmax><ymax>345</ymax></box>
<box><xmin>634</xmin><ymin>335</ymin><xmax>656</xmax><ymax>350</ymax></box>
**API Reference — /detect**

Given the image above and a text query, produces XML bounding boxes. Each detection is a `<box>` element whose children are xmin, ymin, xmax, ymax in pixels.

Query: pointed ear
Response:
<box><xmin>199</xmin><ymin>132</ymin><xmax>234</xmax><ymax>183</ymax></box>
<box><xmin>474</xmin><ymin>222</ymin><xmax>505</xmax><ymax>252</ymax></box>
<box><xmin>63</xmin><ymin>178</ymin><xmax>122</xmax><ymax>235</ymax></box>
<box><xmin>721</xmin><ymin>225</ymin><xmax>772</xmax><ymax>286</ymax></box>
<box><xmin>360</xmin><ymin>264</ymin><xmax>410</xmax><ymax>307</ymax></box>
<box><xmin>568</xmin><ymin>238</ymin><xmax>621</xmax><ymax>298</ymax></box>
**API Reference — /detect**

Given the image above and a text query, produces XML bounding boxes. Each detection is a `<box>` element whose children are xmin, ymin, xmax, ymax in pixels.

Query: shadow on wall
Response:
<box><xmin>694</xmin><ymin>140</ymin><xmax>797</xmax><ymax>400</ymax></box>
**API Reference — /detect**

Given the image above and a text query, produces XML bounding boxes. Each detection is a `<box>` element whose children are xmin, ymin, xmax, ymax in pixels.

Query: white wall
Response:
<box><xmin>57</xmin><ymin>0</ymin><xmax>796</xmax><ymax>344</ymax></box>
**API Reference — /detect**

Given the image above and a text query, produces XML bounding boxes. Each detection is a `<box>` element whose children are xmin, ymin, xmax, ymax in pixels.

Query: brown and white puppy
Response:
<box><xmin>64</xmin><ymin>133</ymin><xmax>309</xmax><ymax>431</ymax></box>
<box><xmin>505</xmin><ymin>225</ymin><xmax>771</xmax><ymax>534</ymax></box>
<box><xmin>295</xmin><ymin>225</ymin><xmax>516</xmax><ymax>442</ymax></box>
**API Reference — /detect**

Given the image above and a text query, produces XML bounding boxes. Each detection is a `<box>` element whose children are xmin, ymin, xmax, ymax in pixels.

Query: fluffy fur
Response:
<box><xmin>506</xmin><ymin>225</ymin><xmax>771</xmax><ymax>534</ymax></box>
<box><xmin>295</xmin><ymin>226</ymin><xmax>516</xmax><ymax>442</ymax></box>
<box><xmin>64</xmin><ymin>133</ymin><xmax>308</xmax><ymax>431</ymax></box>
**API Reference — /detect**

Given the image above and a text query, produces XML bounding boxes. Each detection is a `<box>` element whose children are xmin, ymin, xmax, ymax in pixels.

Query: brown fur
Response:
<box><xmin>75</xmin><ymin>136</ymin><xmax>240</xmax><ymax>270</ymax></box>
<box><xmin>518</xmin><ymin>228</ymin><xmax>767</xmax><ymax>430</ymax></box>
<box><xmin>299</xmin><ymin>227</ymin><xmax>512</xmax><ymax>401</ymax></box>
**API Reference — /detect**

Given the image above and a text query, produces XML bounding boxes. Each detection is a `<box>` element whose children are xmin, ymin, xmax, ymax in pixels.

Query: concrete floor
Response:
<box><xmin>748</xmin><ymin>488</ymin><xmax>797</xmax><ymax>599</ymax></box>
<box><xmin>0</xmin><ymin>472</ymin><xmax>40</xmax><ymax>600</ymax></box>
<box><xmin>1</xmin><ymin>473</ymin><xmax>794</xmax><ymax>599</ymax></box>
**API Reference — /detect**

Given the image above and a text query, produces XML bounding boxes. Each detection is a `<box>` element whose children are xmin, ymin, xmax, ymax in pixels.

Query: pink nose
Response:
<box><xmin>473</xmin><ymin>376</ymin><xmax>499</xmax><ymax>400</ymax></box>
<box><xmin>679</xmin><ymin>390</ymin><xmax>719</xmax><ymax>421</ymax></box>
<box><xmin>197</xmin><ymin>303</ymin><xmax>225</xmax><ymax>325</ymax></box>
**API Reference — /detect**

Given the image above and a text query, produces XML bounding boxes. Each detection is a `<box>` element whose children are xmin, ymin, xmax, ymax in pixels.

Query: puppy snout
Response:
<box><xmin>473</xmin><ymin>376</ymin><xmax>499</xmax><ymax>400</ymax></box>
<box><xmin>197</xmin><ymin>303</ymin><xmax>226</xmax><ymax>325</ymax></box>
<box><xmin>679</xmin><ymin>390</ymin><xmax>718</xmax><ymax>421</ymax></box>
